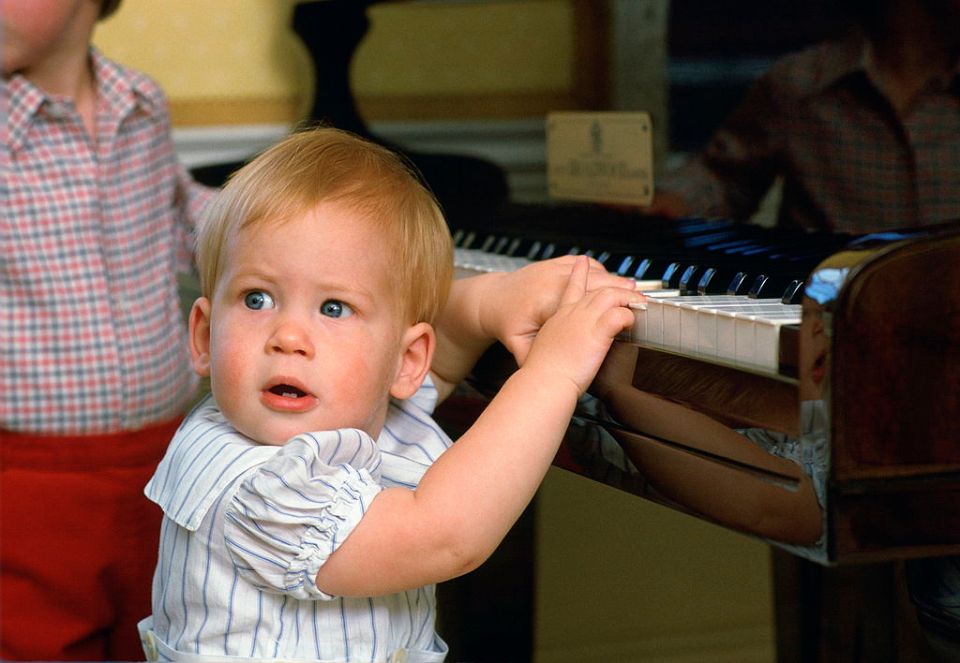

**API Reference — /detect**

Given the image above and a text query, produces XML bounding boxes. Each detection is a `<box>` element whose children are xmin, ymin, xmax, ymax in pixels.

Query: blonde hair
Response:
<box><xmin>195</xmin><ymin>127</ymin><xmax>453</xmax><ymax>325</ymax></box>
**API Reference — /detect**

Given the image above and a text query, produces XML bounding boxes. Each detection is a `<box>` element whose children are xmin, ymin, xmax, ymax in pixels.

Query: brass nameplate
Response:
<box><xmin>546</xmin><ymin>111</ymin><xmax>654</xmax><ymax>206</ymax></box>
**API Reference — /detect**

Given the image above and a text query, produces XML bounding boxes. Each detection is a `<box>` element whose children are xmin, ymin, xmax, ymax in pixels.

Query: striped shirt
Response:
<box><xmin>139</xmin><ymin>379</ymin><xmax>452</xmax><ymax>662</ymax></box>
<box><xmin>1</xmin><ymin>48</ymin><xmax>214</xmax><ymax>435</ymax></box>
<box><xmin>660</xmin><ymin>27</ymin><xmax>960</xmax><ymax>233</ymax></box>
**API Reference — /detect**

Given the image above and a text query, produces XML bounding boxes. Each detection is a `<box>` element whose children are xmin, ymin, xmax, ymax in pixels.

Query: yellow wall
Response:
<box><xmin>535</xmin><ymin>469</ymin><xmax>777</xmax><ymax>662</ymax></box>
<box><xmin>93</xmin><ymin>0</ymin><xmax>578</xmax><ymax>126</ymax></box>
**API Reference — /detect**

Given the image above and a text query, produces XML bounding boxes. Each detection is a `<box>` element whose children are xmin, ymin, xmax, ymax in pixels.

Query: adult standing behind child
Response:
<box><xmin>0</xmin><ymin>0</ymin><xmax>216</xmax><ymax>659</ymax></box>
<box><xmin>647</xmin><ymin>0</ymin><xmax>960</xmax><ymax>233</ymax></box>
<box><xmin>137</xmin><ymin>127</ymin><xmax>641</xmax><ymax>662</ymax></box>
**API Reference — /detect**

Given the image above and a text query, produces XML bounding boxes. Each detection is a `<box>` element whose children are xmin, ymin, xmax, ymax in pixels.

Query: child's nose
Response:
<box><xmin>267</xmin><ymin>321</ymin><xmax>315</xmax><ymax>357</ymax></box>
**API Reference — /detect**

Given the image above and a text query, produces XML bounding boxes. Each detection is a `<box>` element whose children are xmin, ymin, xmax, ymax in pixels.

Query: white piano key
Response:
<box><xmin>688</xmin><ymin>297</ymin><xmax>757</xmax><ymax>360</ymax></box>
<box><xmin>733</xmin><ymin>307</ymin><xmax>801</xmax><ymax>370</ymax></box>
<box><xmin>661</xmin><ymin>298</ymin><xmax>683</xmax><ymax>351</ymax></box>
<box><xmin>755</xmin><ymin>311</ymin><xmax>802</xmax><ymax>371</ymax></box>
<box><xmin>629</xmin><ymin>301</ymin><xmax>648</xmax><ymax>342</ymax></box>
<box><xmin>634</xmin><ymin>279</ymin><xmax>664</xmax><ymax>291</ymax></box>
<box><xmin>636</xmin><ymin>290</ymin><xmax>681</xmax><ymax>346</ymax></box>
<box><xmin>680</xmin><ymin>303</ymin><xmax>700</xmax><ymax>355</ymax></box>
<box><xmin>675</xmin><ymin>295</ymin><xmax>748</xmax><ymax>356</ymax></box>
<box><xmin>698</xmin><ymin>308</ymin><xmax>719</xmax><ymax>359</ymax></box>
<box><xmin>454</xmin><ymin>248</ymin><xmax>531</xmax><ymax>273</ymax></box>
<box><xmin>643</xmin><ymin>297</ymin><xmax>666</xmax><ymax>345</ymax></box>
<box><xmin>717</xmin><ymin>308</ymin><xmax>739</xmax><ymax>363</ymax></box>
<box><xmin>713</xmin><ymin>302</ymin><xmax>789</xmax><ymax>366</ymax></box>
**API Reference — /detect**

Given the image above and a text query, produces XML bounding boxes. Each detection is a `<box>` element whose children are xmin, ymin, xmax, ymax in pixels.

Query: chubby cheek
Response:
<box><xmin>332</xmin><ymin>344</ymin><xmax>398</xmax><ymax>424</ymax></box>
<box><xmin>207</xmin><ymin>327</ymin><xmax>255</xmax><ymax>399</ymax></box>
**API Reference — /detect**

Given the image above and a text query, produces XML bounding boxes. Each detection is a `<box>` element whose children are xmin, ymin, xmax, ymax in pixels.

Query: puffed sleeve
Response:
<box><xmin>224</xmin><ymin>428</ymin><xmax>383</xmax><ymax>600</ymax></box>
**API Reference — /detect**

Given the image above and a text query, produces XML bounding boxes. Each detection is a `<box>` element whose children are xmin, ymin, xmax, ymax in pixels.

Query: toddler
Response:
<box><xmin>138</xmin><ymin>127</ymin><xmax>640</xmax><ymax>662</ymax></box>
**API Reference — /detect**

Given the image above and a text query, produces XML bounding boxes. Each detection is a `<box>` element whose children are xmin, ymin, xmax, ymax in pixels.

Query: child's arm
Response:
<box><xmin>315</xmin><ymin>257</ymin><xmax>640</xmax><ymax>596</ymax></box>
<box><xmin>430</xmin><ymin>256</ymin><xmax>640</xmax><ymax>402</ymax></box>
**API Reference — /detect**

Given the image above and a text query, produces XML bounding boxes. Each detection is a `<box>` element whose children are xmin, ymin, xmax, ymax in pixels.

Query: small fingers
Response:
<box><xmin>559</xmin><ymin>255</ymin><xmax>590</xmax><ymax>306</ymax></box>
<box><xmin>578</xmin><ymin>285</ymin><xmax>643</xmax><ymax>334</ymax></box>
<box><xmin>549</xmin><ymin>255</ymin><xmax>639</xmax><ymax>292</ymax></box>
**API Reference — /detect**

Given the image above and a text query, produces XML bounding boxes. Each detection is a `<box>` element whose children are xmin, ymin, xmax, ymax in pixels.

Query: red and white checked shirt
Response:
<box><xmin>660</xmin><ymin>28</ymin><xmax>960</xmax><ymax>233</ymax></box>
<box><xmin>1</xmin><ymin>49</ymin><xmax>215</xmax><ymax>435</ymax></box>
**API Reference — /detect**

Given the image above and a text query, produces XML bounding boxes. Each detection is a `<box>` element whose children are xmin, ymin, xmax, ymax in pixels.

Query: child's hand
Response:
<box><xmin>519</xmin><ymin>257</ymin><xmax>639</xmax><ymax>396</ymax></box>
<box><xmin>479</xmin><ymin>255</ymin><xmax>640</xmax><ymax>366</ymax></box>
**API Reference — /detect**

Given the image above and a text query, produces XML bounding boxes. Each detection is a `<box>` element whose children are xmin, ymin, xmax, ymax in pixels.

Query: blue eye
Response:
<box><xmin>320</xmin><ymin>300</ymin><xmax>353</xmax><ymax>318</ymax></box>
<box><xmin>244</xmin><ymin>291</ymin><xmax>275</xmax><ymax>310</ymax></box>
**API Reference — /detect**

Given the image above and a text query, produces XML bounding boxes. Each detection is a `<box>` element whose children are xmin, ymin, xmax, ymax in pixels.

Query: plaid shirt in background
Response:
<box><xmin>659</xmin><ymin>27</ymin><xmax>960</xmax><ymax>233</ymax></box>
<box><xmin>1</xmin><ymin>49</ymin><xmax>215</xmax><ymax>435</ymax></box>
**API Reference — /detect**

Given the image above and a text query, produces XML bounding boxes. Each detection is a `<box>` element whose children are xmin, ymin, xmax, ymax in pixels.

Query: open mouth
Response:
<box><xmin>261</xmin><ymin>378</ymin><xmax>317</xmax><ymax>412</ymax></box>
<box><xmin>811</xmin><ymin>351</ymin><xmax>827</xmax><ymax>383</ymax></box>
<box><xmin>269</xmin><ymin>384</ymin><xmax>308</xmax><ymax>399</ymax></box>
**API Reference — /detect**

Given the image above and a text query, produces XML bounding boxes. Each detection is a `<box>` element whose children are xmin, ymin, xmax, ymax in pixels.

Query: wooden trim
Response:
<box><xmin>169</xmin><ymin>91</ymin><xmax>588</xmax><ymax>127</ymax></box>
<box><xmin>357</xmin><ymin>91</ymin><xmax>585</xmax><ymax>121</ymax></box>
<box><xmin>169</xmin><ymin>97</ymin><xmax>306</xmax><ymax>127</ymax></box>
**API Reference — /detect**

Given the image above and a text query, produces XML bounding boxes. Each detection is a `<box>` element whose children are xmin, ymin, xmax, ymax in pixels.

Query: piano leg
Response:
<box><xmin>771</xmin><ymin>549</ymin><xmax>938</xmax><ymax>662</ymax></box>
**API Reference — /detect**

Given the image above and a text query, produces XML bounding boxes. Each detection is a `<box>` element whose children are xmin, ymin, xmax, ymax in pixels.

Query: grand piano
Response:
<box><xmin>439</xmin><ymin>204</ymin><xmax>960</xmax><ymax>661</ymax></box>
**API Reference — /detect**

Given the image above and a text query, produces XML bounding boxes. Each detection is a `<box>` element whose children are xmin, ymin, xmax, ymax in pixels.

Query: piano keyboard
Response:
<box><xmin>451</xmin><ymin>218</ymin><xmax>827</xmax><ymax>378</ymax></box>
<box><xmin>631</xmin><ymin>296</ymin><xmax>800</xmax><ymax>373</ymax></box>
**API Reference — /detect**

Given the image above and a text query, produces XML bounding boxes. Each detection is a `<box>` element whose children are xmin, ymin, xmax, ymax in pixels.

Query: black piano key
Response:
<box><xmin>781</xmin><ymin>280</ymin><xmax>805</xmax><ymax>304</ymax></box>
<box><xmin>661</xmin><ymin>262</ymin><xmax>686</xmax><ymax>289</ymax></box>
<box><xmin>725</xmin><ymin>271</ymin><xmax>751</xmax><ymax>295</ymax></box>
<box><xmin>610</xmin><ymin>254</ymin><xmax>636</xmax><ymax>276</ymax></box>
<box><xmin>678</xmin><ymin>265</ymin><xmax>702</xmax><ymax>295</ymax></box>
<box><xmin>491</xmin><ymin>236</ymin><xmax>511</xmax><ymax>254</ymax></box>
<box><xmin>525</xmin><ymin>240</ymin><xmax>543</xmax><ymax>260</ymax></box>
<box><xmin>747</xmin><ymin>274</ymin><xmax>772</xmax><ymax>298</ymax></box>
<box><xmin>461</xmin><ymin>230</ymin><xmax>479</xmax><ymax>249</ymax></box>
<box><xmin>503</xmin><ymin>237</ymin><xmax>524</xmax><ymax>256</ymax></box>
<box><xmin>697</xmin><ymin>266</ymin><xmax>737</xmax><ymax>295</ymax></box>
<box><xmin>478</xmin><ymin>234</ymin><xmax>498</xmax><ymax>252</ymax></box>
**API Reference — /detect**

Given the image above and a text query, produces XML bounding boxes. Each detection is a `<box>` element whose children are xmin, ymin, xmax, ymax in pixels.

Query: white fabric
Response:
<box><xmin>140</xmin><ymin>379</ymin><xmax>453</xmax><ymax>662</ymax></box>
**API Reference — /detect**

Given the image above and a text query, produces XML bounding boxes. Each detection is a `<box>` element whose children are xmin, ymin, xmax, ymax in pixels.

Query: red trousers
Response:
<box><xmin>0</xmin><ymin>419</ymin><xmax>179</xmax><ymax>661</ymax></box>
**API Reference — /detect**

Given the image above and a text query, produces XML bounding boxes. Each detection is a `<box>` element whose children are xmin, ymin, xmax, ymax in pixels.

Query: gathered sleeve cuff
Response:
<box><xmin>223</xmin><ymin>428</ymin><xmax>383</xmax><ymax>600</ymax></box>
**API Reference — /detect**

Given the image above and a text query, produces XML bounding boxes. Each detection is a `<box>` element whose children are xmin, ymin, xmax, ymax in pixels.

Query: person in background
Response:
<box><xmin>137</xmin><ymin>127</ymin><xmax>640</xmax><ymax>662</ymax></box>
<box><xmin>648</xmin><ymin>0</ymin><xmax>960</xmax><ymax>233</ymax></box>
<box><xmin>1</xmin><ymin>0</ymin><xmax>216</xmax><ymax>659</ymax></box>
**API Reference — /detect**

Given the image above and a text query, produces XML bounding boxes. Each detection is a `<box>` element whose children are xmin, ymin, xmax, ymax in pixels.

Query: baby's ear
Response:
<box><xmin>390</xmin><ymin>322</ymin><xmax>436</xmax><ymax>400</ymax></box>
<box><xmin>188</xmin><ymin>297</ymin><xmax>213</xmax><ymax>377</ymax></box>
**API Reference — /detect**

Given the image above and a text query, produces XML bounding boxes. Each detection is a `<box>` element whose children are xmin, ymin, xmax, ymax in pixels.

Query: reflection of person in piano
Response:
<box><xmin>646</xmin><ymin>0</ymin><xmax>960</xmax><ymax>233</ymax></box>
<box><xmin>139</xmin><ymin>127</ymin><xmax>643</xmax><ymax>661</ymax></box>
<box><xmin>798</xmin><ymin>296</ymin><xmax>827</xmax><ymax>402</ymax></box>
<box><xmin>586</xmin><ymin>329</ymin><xmax>826</xmax><ymax>548</ymax></box>
<box><xmin>563</xmin><ymin>287</ymin><xmax>843</xmax><ymax>552</ymax></box>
